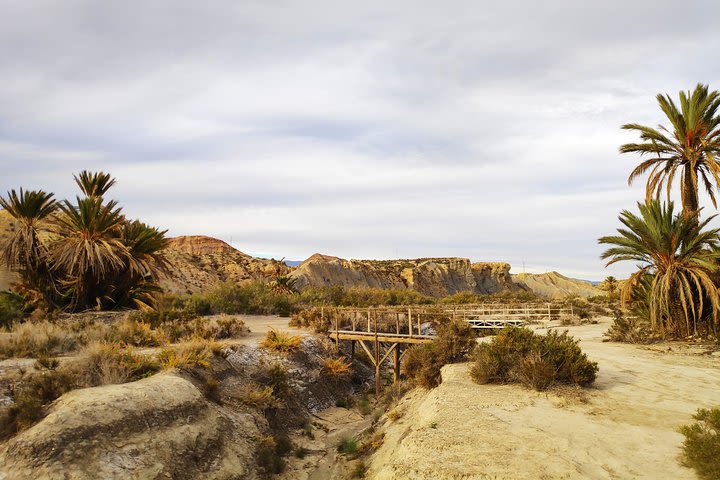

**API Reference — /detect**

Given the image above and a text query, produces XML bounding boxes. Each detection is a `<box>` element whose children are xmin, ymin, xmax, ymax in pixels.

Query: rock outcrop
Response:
<box><xmin>289</xmin><ymin>254</ymin><xmax>520</xmax><ymax>298</ymax></box>
<box><xmin>0</xmin><ymin>373</ymin><xmax>261</xmax><ymax>480</ymax></box>
<box><xmin>513</xmin><ymin>271</ymin><xmax>601</xmax><ymax>299</ymax></box>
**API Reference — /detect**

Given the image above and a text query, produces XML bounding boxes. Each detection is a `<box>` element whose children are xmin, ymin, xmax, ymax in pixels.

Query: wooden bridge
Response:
<box><xmin>326</xmin><ymin>303</ymin><xmax>574</xmax><ymax>394</ymax></box>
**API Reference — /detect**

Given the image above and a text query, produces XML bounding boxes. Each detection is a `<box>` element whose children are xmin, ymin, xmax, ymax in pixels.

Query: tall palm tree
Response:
<box><xmin>115</xmin><ymin>220</ymin><xmax>169</xmax><ymax>308</ymax></box>
<box><xmin>622</xmin><ymin>84</ymin><xmax>720</xmax><ymax>218</ymax></box>
<box><xmin>0</xmin><ymin>189</ymin><xmax>57</xmax><ymax>269</ymax></box>
<box><xmin>599</xmin><ymin>200</ymin><xmax>720</xmax><ymax>337</ymax></box>
<box><xmin>51</xmin><ymin>197</ymin><xmax>127</xmax><ymax>309</ymax></box>
<box><xmin>73</xmin><ymin>170</ymin><xmax>116</xmax><ymax>198</ymax></box>
<box><xmin>0</xmin><ymin>189</ymin><xmax>58</xmax><ymax>302</ymax></box>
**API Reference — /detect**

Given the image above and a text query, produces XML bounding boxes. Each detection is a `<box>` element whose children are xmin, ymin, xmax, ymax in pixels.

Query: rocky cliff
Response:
<box><xmin>288</xmin><ymin>254</ymin><xmax>521</xmax><ymax>297</ymax></box>
<box><xmin>512</xmin><ymin>271</ymin><xmax>601</xmax><ymax>299</ymax></box>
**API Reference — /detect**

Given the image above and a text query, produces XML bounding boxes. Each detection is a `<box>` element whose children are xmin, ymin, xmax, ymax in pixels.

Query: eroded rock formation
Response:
<box><xmin>160</xmin><ymin>236</ymin><xmax>290</xmax><ymax>293</ymax></box>
<box><xmin>512</xmin><ymin>271</ymin><xmax>601</xmax><ymax>299</ymax></box>
<box><xmin>289</xmin><ymin>254</ymin><xmax>521</xmax><ymax>297</ymax></box>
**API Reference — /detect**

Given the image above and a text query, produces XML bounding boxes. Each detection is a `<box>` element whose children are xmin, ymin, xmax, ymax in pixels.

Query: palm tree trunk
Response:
<box><xmin>681</xmin><ymin>166</ymin><xmax>699</xmax><ymax>218</ymax></box>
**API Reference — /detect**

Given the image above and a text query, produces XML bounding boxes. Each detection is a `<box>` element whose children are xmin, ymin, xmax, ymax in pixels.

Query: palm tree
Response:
<box><xmin>0</xmin><ymin>189</ymin><xmax>58</xmax><ymax>302</ymax></box>
<box><xmin>50</xmin><ymin>196</ymin><xmax>127</xmax><ymax>309</ymax></box>
<box><xmin>599</xmin><ymin>200</ymin><xmax>720</xmax><ymax>337</ymax></box>
<box><xmin>602</xmin><ymin>275</ymin><xmax>618</xmax><ymax>295</ymax></box>
<box><xmin>271</xmin><ymin>275</ymin><xmax>298</xmax><ymax>295</ymax></box>
<box><xmin>622</xmin><ymin>84</ymin><xmax>720</xmax><ymax>218</ymax></box>
<box><xmin>115</xmin><ymin>220</ymin><xmax>169</xmax><ymax>308</ymax></box>
<box><xmin>73</xmin><ymin>170</ymin><xmax>116</xmax><ymax>198</ymax></box>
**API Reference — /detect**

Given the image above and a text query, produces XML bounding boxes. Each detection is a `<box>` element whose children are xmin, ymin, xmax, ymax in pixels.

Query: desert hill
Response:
<box><xmin>159</xmin><ymin>235</ymin><xmax>290</xmax><ymax>293</ymax></box>
<box><xmin>288</xmin><ymin>254</ymin><xmax>522</xmax><ymax>297</ymax></box>
<box><xmin>513</xmin><ymin>271</ymin><xmax>601</xmax><ymax>299</ymax></box>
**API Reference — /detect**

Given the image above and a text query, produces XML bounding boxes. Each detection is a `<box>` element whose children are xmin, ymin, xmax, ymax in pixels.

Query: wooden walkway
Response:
<box><xmin>326</xmin><ymin>303</ymin><xmax>575</xmax><ymax>394</ymax></box>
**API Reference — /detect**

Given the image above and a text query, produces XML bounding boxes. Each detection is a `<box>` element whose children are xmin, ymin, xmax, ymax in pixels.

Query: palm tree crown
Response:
<box><xmin>73</xmin><ymin>170</ymin><xmax>117</xmax><ymax>198</ymax></box>
<box><xmin>599</xmin><ymin>200</ymin><xmax>720</xmax><ymax>337</ymax></box>
<box><xmin>622</xmin><ymin>83</ymin><xmax>720</xmax><ymax>217</ymax></box>
<box><xmin>0</xmin><ymin>189</ymin><xmax>57</xmax><ymax>269</ymax></box>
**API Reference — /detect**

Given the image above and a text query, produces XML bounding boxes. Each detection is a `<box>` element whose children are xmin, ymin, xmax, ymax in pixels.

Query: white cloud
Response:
<box><xmin>1</xmin><ymin>0</ymin><xmax>719</xmax><ymax>281</ymax></box>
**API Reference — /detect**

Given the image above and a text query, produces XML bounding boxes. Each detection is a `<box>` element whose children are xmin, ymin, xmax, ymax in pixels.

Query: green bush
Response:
<box><xmin>679</xmin><ymin>407</ymin><xmax>720</xmax><ymax>480</ymax></box>
<box><xmin>337</xmin><ymin>437</ymin><xmax>358</xmax><ymax>455</ymax></box>
<box><xmin>470</xmin><ymin>327</ymin><xmax>598</xmax><ymax>391</ymax></box>
<box><xmin>604</xmin><ymin>311</ymin><xmax>652</xmax><ymax>343</ymax></box>
<box><xmin>402</xmin><ymin>319</ymin><xmax>476</xmax><ymax>389</ymax></box>
<box><xmin>0</xmin><ymin>292</ymin><xmax>25</xmax><ymax>329</ymax></box>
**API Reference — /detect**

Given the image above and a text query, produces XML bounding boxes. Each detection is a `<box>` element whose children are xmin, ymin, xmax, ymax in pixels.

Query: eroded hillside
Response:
<box><xmin>288</xmin><ymin>254</ymin><xmax>523</xmax><ymax>297</ymax></box>
<box><xmin>160</xmin><ymin>236</ymin><xmax>290</xmax><ymax>293</ymax></box>
<box><xmin>513</xmin><ymin>271</ymin><xmax>601</xmax><ymax>299</ymax></box>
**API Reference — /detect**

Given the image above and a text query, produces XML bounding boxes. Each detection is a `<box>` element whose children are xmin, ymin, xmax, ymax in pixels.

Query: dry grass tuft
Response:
<box><xmin>71</xmin><ymin>342</ymin><xmax>159</xmax><ymax>387</ymax></box>
<box><xmin>321</xmin><ymin>356</ymin><xmax>352</xmax><ymax>379</ymax></box>
<box><xmin>236</xmin><ymin>385</ymin><xmax>280</xmax><ymax>410</ymax></box>
<box><xmin>157</xmin><ymin>337</ymin><xmax>220</xmax><ymax>370</ymax></box>
<box><xmin>0</xmin><ymin>321</ymin><xmax>83</xmax><ymax>358</ymax></box>
<box><xmin>260</xmin><ymin>329</ymin><xmax>302</xmax><ymax>354</ymax></box>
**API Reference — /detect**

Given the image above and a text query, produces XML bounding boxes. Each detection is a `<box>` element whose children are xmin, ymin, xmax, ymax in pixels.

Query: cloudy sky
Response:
<box><xmin>1</xmin><ymin>1</ymin><xmax>719</xmax><ymax>280</ymax></box>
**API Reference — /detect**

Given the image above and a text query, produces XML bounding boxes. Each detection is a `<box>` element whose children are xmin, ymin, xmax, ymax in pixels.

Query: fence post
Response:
<box><xmin>408</xmin><ymin>308</ymin><xmax>413</xmax><ymax>337</ymax></box>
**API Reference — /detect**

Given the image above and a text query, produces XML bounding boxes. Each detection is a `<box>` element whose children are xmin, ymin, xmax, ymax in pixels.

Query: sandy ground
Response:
<box><xmin>367</xmin><ymin>319</ymin><xmax>720</xmax><ymax>480</ymax></box>
<box><xmin>230</xmin><ymin>314</ymin><xmax>308</xmax><ymax>345</ymax></box>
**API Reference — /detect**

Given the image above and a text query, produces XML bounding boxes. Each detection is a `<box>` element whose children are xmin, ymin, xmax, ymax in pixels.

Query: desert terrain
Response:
<box><xmin>367</xmin><ymin>318</ymin><xmax>719</xmax><ymax>479</ymax></box>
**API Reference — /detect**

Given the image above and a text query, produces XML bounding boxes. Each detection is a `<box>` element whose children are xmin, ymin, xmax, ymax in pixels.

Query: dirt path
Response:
<box><xmin>279</xmin><ymin>406</ymin><xmax>373</xmax><ymax>480</ymax></box>
<box><xmin>367</xmin><ymin>319</ymin><xmax>720</xmax><ymax>480</ymax></box>
<box><xmin>229</xmin><ymin>314</ymin><xmax>307</xmax><ymax>346</ymax></box>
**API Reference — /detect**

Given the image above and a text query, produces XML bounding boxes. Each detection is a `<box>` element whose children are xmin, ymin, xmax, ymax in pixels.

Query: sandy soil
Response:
<box><xmin>367</xmin><ymin>319</ymin><xmax>720</xmax><ymax>480</ymax></box>
<box><xmin>230</xmin><ymin>314</ymin><xmax>308</xmax><ymax>346</ymax></box>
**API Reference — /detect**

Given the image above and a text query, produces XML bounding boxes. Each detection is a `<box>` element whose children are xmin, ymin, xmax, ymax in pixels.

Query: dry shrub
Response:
<box><xmin>0</xmin><ymin>368</ymin><xmax>76</xmax><ymax>440</ymax></box>
<box><xmin>322</xmin><ymin>356</ymin><xmax>352</xmax><ymax>379</ymax></box>
<box><xmin>237</xmin><ymin>385</ymin><xmax>280</xmax><ymax>410</ymax></box>
<box><xmin>254</xmin><ymin>362</ymin><xmax>291</xmax><ymax>399</ymax></box>
<box><xmin>289</xmin><ymin>308</ymin><xmax>329</xmax><ymax>333</ymax></box>
<box><xmin>202</xmin><ymin>376</ymin><xmax>221</xmax><ymax>403</ymax></box>
<box><xmin>470</xmin><ymin>327</ymin><xmax>598</xmax><ymax>391</ymax></box>
<box><xmin>604</xmin><ymin>313</ymin><xmax>652</xmax><ymax>343</ymax></box>
<box><xmin>192</xmin><ymin>315</ymin><xmax>248</xmax><ymax>340</ymax></box>
<box><xmin>680</xmin><ymin>407</ymin><xmax>720</xmax><ymax>480</ymax></box>
<box><xmin>386</xmin><ymin>409</ymin><xmax>402</xmax><ymax>422</ymax></box>
<box><xmin>402</xmin><ymin>345</ymin><xmax>444</xmax><ymax>389</ymax></box>
<box><xmin>260</xmin><ymin>329</ymin><xmax>302</xmax><ymax>354</ymax></box>
<box><xmin>256</xmin><ymin>434</ymin><xmax>287</xmax><ymax>474</ymax></box>
<box><xmin>157</xmin><ymin>338</ymin><xmax>219</xmax><ymax>370</ymax></box>
<box><xmin>71</xmin><ymin>342</ymin><xmax>159</xmax><ymax>387</ymax></box>
<box><xmin>109</xmin><ymin>318</ymin><xmax>166</xmax><ymax>347</ymax></box>
<box><xmin>0</xmin><ymin>321</ymin><xmax>81</xmax><ymax>358</ymax></box>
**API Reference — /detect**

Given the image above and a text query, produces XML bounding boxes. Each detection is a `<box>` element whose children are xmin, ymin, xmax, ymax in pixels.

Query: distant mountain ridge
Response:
<box><xmin>0</xmin><ymin>209</ymin><xmax>606</xmax><ymax>300</ymax></box>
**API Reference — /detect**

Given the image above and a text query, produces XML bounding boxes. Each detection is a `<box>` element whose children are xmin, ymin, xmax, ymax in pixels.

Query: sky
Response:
<box><xmin>1</xmin><ymin>1</ymin><xmax>719</xmax><ymax>281</ymax></box>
